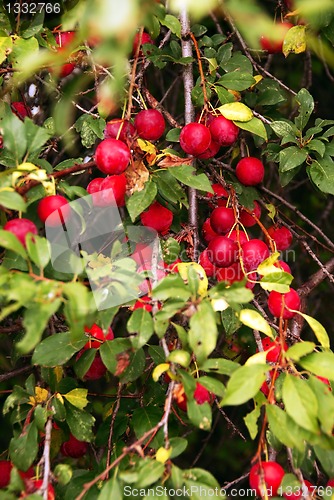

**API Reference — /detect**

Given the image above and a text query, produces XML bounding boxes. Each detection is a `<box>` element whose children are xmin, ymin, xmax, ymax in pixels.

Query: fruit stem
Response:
<box><xmin>189</xmin><ymin>32</ymin><xmax>209</xmax><ymax>112</ymax></box>
<box><xmin>126</xmin><ymin>27</ymin><xmax>144</xmax><ymax>121</ymax></box>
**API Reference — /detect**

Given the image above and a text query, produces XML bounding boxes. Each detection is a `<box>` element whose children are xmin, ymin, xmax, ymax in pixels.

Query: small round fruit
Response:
<box><xmin>210</xmin><ymin>207</ymin><xmax>235</xmax><ymax>235</ymax></box>
<box><xmin>208</xmin><ymin>115</ymin><xmax>239</xmax><ymax>146</ymax></box>
<box><xmin>227</xmin><ymin>229</ymin><xmax>248</xmax><ymax>246</ymax></box>
<box><xmin>207</xmin><ymin>183</ymin><xmax>229</xmax><ymax>207</ymax></box>
<box><xmin>199</xmin><ymin>249</ymin><xmax>216</xmax><ymax>278</ymax></box>
<box><xmin>104</xmin><ymin>118</ymin><xmax>136</xmax><ymax>142</ymax></box>
<box><xmin>260</xmin><ymin>22</ymin><xmax>294</xmax><ymax>54</ymax></box>
<box><xmin>175</xmin><ymin>382</ymin><xmax>212</xmax><ymax>412</ymax></box>
<box><xmin>216</xmin><ymin>261</ymin><xmax>256</xmax><ymax>289</ymax></box>
<box><xmin>99</xmin><ymin>174</ymin><xmax>127</xmax><ymax>206</ymax></box>
<box><xmin>260</xmin><ymin>337</ymin><xmax>288</xmax><ymax>363</ymax></box>
<box><xmin>54</xmin><ymin>31</ymin><xmax>76</xmax><ymax>77</ymax></box>
<box><xmin>3</xmin><ymin>218</ymin><xmax>38</xmax><ymax>248</ymax></box>
<box><xmin>249</xmin><ymin>461</ymin><xmax>285</xmax><ymax>497</ymax></box>
<box><xmin>241</xmin><ymin>239</ymin><xmax>270</xmax><ymax>272</ymax></box>
<box><xmin>140</xmin><ymin>201</ymin><xmax>173</xmax><ymax>235</ymax></box>
<box><xmin>239</xmin><ymin>201</ymin><xmax>261</xmax><ymax>227</ymax></box>
<box><xmin>11</xmin><ymin>102</ymin><xmax>30</xmax><ymax>120</ymax></box>
<box><xmin>268</xmin><ymin>288</ymin><xmax>301</xmax><ymax>319</ymax></box>
<box><xmin>260</xmin><ymin>369</ymin><xmax>278</xmax><ymax>397</ymax></box>
<box><xmin>132</xmin><ymin>295</ymin><xmax>153</xmax><ymax>312</ymax></box>
<box><xmin>267</xmin><ymin>226</ymin><xmax>293</xmax><ymax>251</ymax></box>
<box><xmin>134</xmin><ymin>109</ymin><xmax>165</xmax><ymax>141</ymax></box>
<box><xmin>76</xmin><ymin>350</ymin><xmax>107</xmax><ymax>380</ymax></box>
<box><xmin>179</xmin><ymin>123</ymin><xmax>211</xmax><ymax>156</ymax></box>
<box><xmin>274</xmin><ymin>261</ymin><xmax>292</xmax><ymax>274</ymax></box>
<box><xmin>197</xmin><ymin>139</ymin><xmax>220</xmax><ymax>159</ymax></box>
<box><xmin>95</xmin><ymin>138</ymin><xmax>131</xmax><ymax>175</ymax></box>
<box><xmin>207</xmin><ymin>236</ymin><xmax>238</xmax><ymax>268</ymax></box>
<box><xmin>61</xmin><ymin>434</ymin><xmax>88</xmax><ymax>458</ymax></box>
<box><xmin>202</xmin><ymin>217</ymin><xmax>219</xmax><ymax>243</ymax></box>
<box><xmin>0</xmin><ymin>460</ymin><xmax>12</xmax><ymax>488</ymax></box>
<box><xmin>20</xmin><ymin>479</ymin><xmax>55</xmax><ymax>499</ymax></box>
<box><xmin>37</xmin><ymin>195</ymin><xmax>70</xmax><ymax>227</ymax></box>
<box><xmin>84</xmin><ymin>323</ymin><xmax>114</xmax><ymax>349</ymax></box>
<box><xmin>133</xmin><ymin>31</ymin><xmax>154</xmax><ymax>56</ymax></box>
<box><xmin>236</xmin><ymin>157</ymin><xmax>265</xmax><ymax>186</ymax></box>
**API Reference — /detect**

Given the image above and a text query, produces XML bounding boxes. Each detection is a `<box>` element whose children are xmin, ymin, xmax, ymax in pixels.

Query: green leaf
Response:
<box><xmin>267</xmin><ymin>405</ymin><xmax>305</xmax><ymax>450</ymax></box>
<box><xmin>25</xmin><ymin>234</ymin><xmax>51</xmax><ymax>269</ymax></box>
<box><xmin>198</xmin><ymin>375</ymin><xmax>225</xmax><ymax>398</ymax></box>
<box><xmin>218</xmin><ymin>102</ymin><xmax>253</xmax><ymax>122</ymax></box>
<box><xmin>279</xmin><ymin>146</ymin><xmax>308</xmax><ymax>172</ymax></box>
<box><xmin>128</xmin><ymin>308</ymin><xmax>154</xmax><ymax>349</ymax></box>
<box><xmin>285</xmin><ymin>341</ymin><xmax>315</xmax><ymax>362</ymax></box>
<box><xmin>74</xmin><ymin>348</ymin><xmax>96</xmax><ymax>380</ymax></box>
<box><xmin>283</xmin><ymin>25</ymin><xmax>306</xmax><ymax>57</ymax></box>
<box><xmin>0</xmin><ymin>36</ymin><xmax>13</xmax><ymax>64</ymax></box>
<box><xmin>9</xmin><ymin>422</ymin><xmax>38</xmax><ymax>471</ymax></box>
<box><xmin>155</xmin><ymin>170</ymin><xmax>188</xmax><ymax>206</ymax></box>
<box><xmin>239</xmin><ymin>309</ymin><xmax>273</xmax><ymax>338</ymax></box>
<box><xmin>187</xmin><ymin>398</ymin><xmax>212</xmax><ymax>431</ymax></box>
<box><xmin>165</xmin><ymin>128</ymin><xmax>181</xmax><ymax>142</ymax></box>
<box><xmin>126</xmin><ymin>181</ymin><xmax>157</xmax><ymax>222</ymax></box>
<box><xmin>295</xmin><ymin>88</ymin><xmax>314</xmax><ymax>131</ymax></box>
<box><xmin>169</xmin><ymin>437</ymin><xmax>188</xmax><ymax>459</ymax></box>
<box><xmin>314</xmin><ymin>446</ymin><xmax>334</xmax><ymax>477</ymax></box>
<box><xmin>307</xmin><ymin>139</ymin><xmax>326</xmax><ymax>157</ymax></box>
<box><xmin>63</xmin><ymin>282</ymin><xmax>94</xmax><ymax>342</ymax></box>
<box><xmin>308</xmin><ymin>376</ymin><xmax>334</xmax><ymax>435</ymax></box>
<box><xmin>21</xmin><ymin>12</ymin><xmax>45</xmax><ymax>38</ymax></box>
<box><xmin>65</xmin><ymin>401</ymin><xmax>95</xmax><ymax>442</ymax></box>
<box><xmin>17</xmin><ymin>299</ymin><xmax>62</xmax><ymax>354</ymax></box>
<box><xmin>100</xmin><ymin>339</ymin><xmax>145</xmax><ymax>383</ymax></box>
<box><xmin>9</xmin><ymin>35</ymin><xmax>39</xmax><ymax>69</ymax></box>
<box><xmin>299</xmin><ymin>352</ymin><xmax>334</xmax><ymax>380</ymax></box>
<box><xmin>308</xmin><ymin>158</ymin><xmax>334</xmax><ymax>195</ymax></box>
<box><xmin>132</xmin><ymin>407</ymin><xmax>161</xmax><ymax>440</ymax></box>
<box><xmin>152</xmin><ymin>274</ymin><xmax>190</xmax><ymax>301</ymax></box>
<box><xmin>169</xmin><ymin>165</ymin><xmax>213</xmax><ymax>192</ymax></box>
<box><xmin>63</xmin><ymin>388</ymin><xmax>89</xmax><ymax>410</ymax></box>
<box><xmin>218</xmin><ymin>71</ymin><xmax>255</xmax><ymax>91</ymax></box>
<box><xmin>221</xmin><ymin>364</ymin><xmax>267</xmax><ymax>406</ymax></box>
<box><xmin>24</xmin><ymin>118</ymin><xmax>51</xmax><ymax>156</ymax></box>
<box><xmin>0</xmin><ymin>190</ymin><xmax>27</xmax><ymax>211</ymax></box>
<box><xmin>1</xmin><ymin>109</ymin><xmax>27</xmax><ymax>164</ymax></box>
<box><xmin>160</xmin><ymin>14</ymin><xmax>181</xmax><ymax>38</ymax></box>
<box><xmin>32</xmin><ymin>332</ymin><xmax>86</xmax><ymax>367</ymax></box>
<box><xmin>98</xmin><ymin>478</ymin><xmax>123</xmax><ymax>500</ymax></box>
<box><xmin>297</xmin><ymin>313</ymin><xmax>330</xmax><ymax>349</ymax></box>
<box><xmin>189</xmin><ymin>301</ymin><xmax>218</xmax><ymax>364</ymax></box>
<box><xmin>282</xmin><ymin>374</ymin><xmax>319</xmax><ymax>433</ymax></box>
<box><xmin>199</xmin><ymin>357</ymin><xmax>240</xmax><ymax>376</ymax></box>
<box><xmin>244</xmin><ymin>406</ymin><xmax>261</xmax><ymax>439</ymax></box>
<box><xmin>270</xmin><ymin>120</ymin><xmax>295</xmax><ymax>138</ymax></box>
<box><xmin>259</xmin><ymin>271</ymin><xmax>293</xmax><ymax>293</ymax></box>
<box><xmin>136</xmin><ymin>460</ymin><xmax>165</xmax><ymax>488</ymax></box>
<box><xmin>233</xmin><ymin>117</ymin><xmax>267</xmax><ymax>140</ymax></box>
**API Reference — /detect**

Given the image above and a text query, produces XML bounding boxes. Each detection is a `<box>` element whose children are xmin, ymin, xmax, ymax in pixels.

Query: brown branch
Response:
<box><xmin>106</xmin><ymin>383</ymin><xmax>122</xmax><ymax>477</ymax></box>
<box><xmin>142</xmin><ymin>87</ymin><xmax>181</xmax><ymax>129</ymax></box>
<box><xmin>0</xmin><ymin>365</ymin><xmax>32</xmax><ymax>383</ymax></box>
<box><xmin>297</xmin><ymin>255</ymin><xmax>334</xmax><ymax>298</ymax></box>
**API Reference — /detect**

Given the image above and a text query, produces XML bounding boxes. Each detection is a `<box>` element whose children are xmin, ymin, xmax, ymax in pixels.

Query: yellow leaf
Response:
<box><xmin>178</xmin><ymin>262</ymin><xmax>208</xmax><ymax>297</ymax></box>
<box><xmin>250</xmin><ymin>75</ymin><xmax>263</xmax><ymax>89</ymax></box>
<box><xmin>283</xmin><ymin>25</ymin><xmax>306</xmax><ymax>57</ymax></box>
<box><xmin>137</xmin><ymin>138</ymin><xmax>157</xmax><ymax>156</ymax></box>
<box><xmin>54</xmin><ymin>366</ymin><xmax>63</xmax><ymax>383</ymax></box>
<box><xmin>245</xmin><ymin>351</ymin><xmax>268</xmax><ymax>366</ymax></box>
<box><xmin>218</xmin><ymin>102</ymin><xmax>253</xmax><ymax>122</ymax></box>
<box><xmin>17</xmin><ymin>162</ymin><xmax>38</xmax><ymax>171</ymax></box>
<box><xmin>156</xmin><ymin>446</ymin><xmax>172</xmax><ymax>463</ymax></box>
<box><xmin>63</xmin><ymin>388</ymin><xmax>88</xmax><ymax>410</ymax></box>
<box><xmin>0</xmin><ymin>37</ymin><xmax>13</xmax><ymax>65</ymax></box>
<box><xmin>239</xmin><ymin>309</ymin><xmax>274</xmax><ymax>338</ymax></box>
<box><xmin>29</xmin><ymin>387</ymin><xmax>49</xmax><ymax>406</ymax></box>
<box><xmin>152</xmin><ymin>363</ymin><xmax>170</xmax><ymax>382</ymax></box>
<box><xmin>257</xmin><ymin>252</ymin><xmax>280</xmax><ymax>276</ymax></box>
<box><xmin>56</xmin><ymin>393</ymin><xmax>64</xmax><ymax>404</ymax></box>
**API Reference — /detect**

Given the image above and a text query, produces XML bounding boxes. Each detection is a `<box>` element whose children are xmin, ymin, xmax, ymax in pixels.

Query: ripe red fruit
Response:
<box><xmin>202</xmin><ymin>217</ymin><xmax>219</xmax><ymax>243</ymax></box>
<box><xmin>95</xmin><ymin>138</ymin><xmax>131</xmax><ymax>175</ymax></box>
<box><xmin>37</xmin><ymin>195</ymin><xmax>70</xmax><ymax>227</ymax></box>
<box><xmin>61</xmin><ymin>434</ymin><xmax>88</xmax><ymax>458</ymax></box>
<box><xmin>20</xmin><ymin>479</ymin><xmax>55</xmax><ymax>500</ymax></box>
<box><xmin>283</xmin><ymin>479</ymin><xmax>313</xmax><ymax>499</ymax></box>
<box><xmin>54</xmin><ymin>31</ymin><xmax>76</xmax><ymax>77</ymax></box>
<box><xmin>207</xmin><ymin>183</ymin><xmax>229</xmax><ymax>207</ymax></box>
<box><xmin>199</xmin><ymin>249</ymin><xmax>216</xmax><ymax>278</ymax></box>
<box><xmin>268</xmin><ymin>288</ymin><xmax>301</xmax><ymax>319</ymax></box>
<box><xmin>179</xmin><ymin>123</ymin><xmax>211</xmax><ymax>156</ymax></box>
<box><xmin>241</xmin><ymin>239</ymin><xmax>270</xmax><ymax>272</ymax></box>
<box><xmin>210</xmin><ymin>207</ymin><xmax>235</xmax><ymax>235</ymax></box>
<box><xmin>236</xmin><ymin>157</ymin><xmax>265</xmax><ymax>186</ymax></box>
<box><xmin>0</xmin><ymin>460</ymin><xmax>12</xmax><ymax>488</ymax></box>
<box><xmin>76</xmin><ymin>350</ymin><xmax>107</xmax><ymax>380</ymax></box>
<box><xmin>197</xmin><ymin>139</ymin><xmax>220</xmax><ymax>160</ymax></box>
<box><xmin>327</xmin><ymin>479</ymin><xmax>334</xmax><ymax>487</ymax></box>
<box><xmin>87</xmin><ymin>174</ymin><xmax>127</xmax><ymax>207</ymax></box>
<box><xmin>216</xmin><ymin>261</ymin><xmax>256</xmax><ymax>289</ymax></box>
<box><xmin>267</xmin><ymin>226</ymin><xmax>293</xmax><ymax>251</ymax></box>
<box><xmin>239</xmin><ymin>201</ymin><xmax>261</xmax><ymax>227</ymax></box>
<box><xmin>274</xmin><ymin>261</ymin><xmax>292</xmax><ymax>274</ymax></box>
<box><xmin>260</xmin><ymin>337</ymin><xmax>288</xmax><ymax>363</ymax></box>
<box><xmin>104</xmin><ymin>118</ymin><xmax>136</xmax><ymax>143</ymax></box>
<box><xmin>133</xmin><ymin>31</ymin><xmax>154</xmax><ymax>56</ymax></box>
<box><xmin>84</xmin><ymin>323</ymin><xmax>114</xmax><ymax>349</ymax></box>
<box><xmin>134</xmin><ymin>109</ymin><xmax>165</xmax><ymax>141</ymax></box>
<box><xmin>208</xmin><ymin>115</ymin><xmax>239</xmax><ymax>146</ymax></box>
<box><xmin>132</xmin><ymin>295</ymin><xmax>153</xmax><ymax>312</ymax></box>
<box><xmin>260</xmin><ymin>22</ymin><xmax>294</xmax><ymax>54</ymax></box>
<box><xmin>140</xmin><ymin>201</ymin><xmax>173</xmax><ymax>235</ymax></box>
<box><xmin>3</xmin><ymin>218</ymin><xmax>38</xmax><ymax>248</ymax></box>
<box><xmin>11</xmin><ymin>102</ymin><xmax>30</xmax><ymax>120</ymax></box>
<box><xmin>175</xmin><ymin>382</ymin><xmax>213</xmax><ymax>412</ymax></box>
<box><xmin>249</xmin><ymin>461</ymin><xmax>285</xmax><ymax>497</ymax></box>
<box><xmin>207</xmin><ymin>236</ymin><xmax>239</xmax><ymax>268</ymax></box>
<box><xmin>227</xmin><ymin>229</ymin><xmax>248</xmax><ymax>246</ymax></box>
<box><xmin>260</xmin><ymin>369</ymin><xmax>278</xmax><ymax>397</ymax></box>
